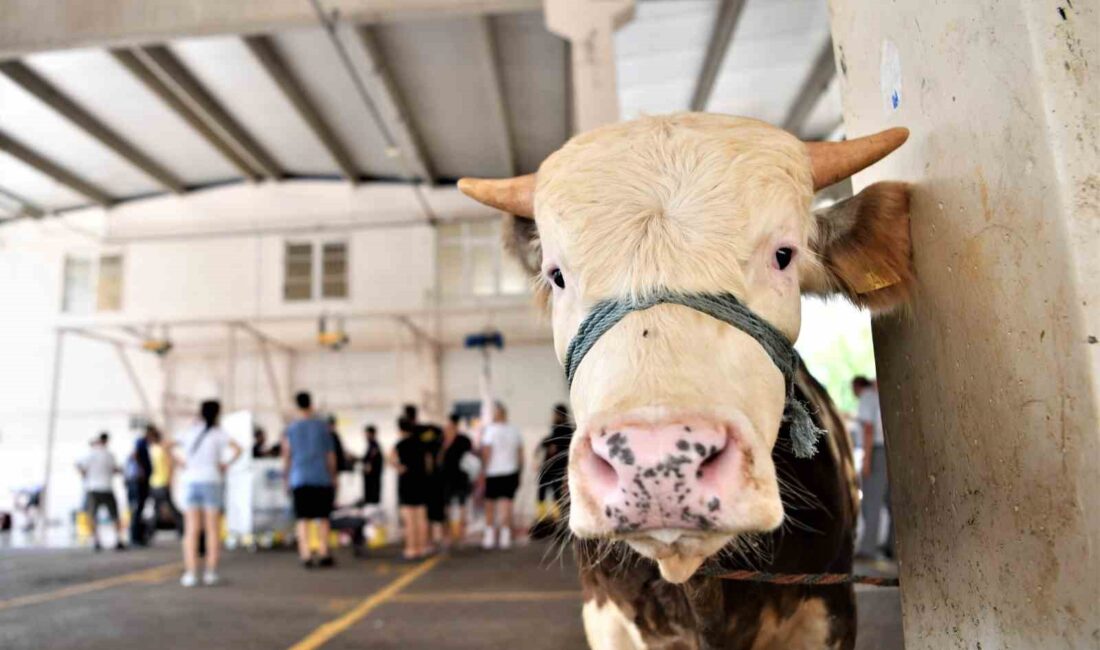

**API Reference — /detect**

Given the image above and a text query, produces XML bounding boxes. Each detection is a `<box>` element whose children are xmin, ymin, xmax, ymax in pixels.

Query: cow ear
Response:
<box><xmin>501</xmin><ymin>214</ymin><xmax>547</xmax><ymax>307</ymax></box>
<box><xmin>502</xmin><ymin>214</ymin><xmax>541</xmax><ymax>274</ymax></box>
<box><xmin>802</xmin><ymin>181</ymin><xmax>914</xmax><ymax>312</ymax></box>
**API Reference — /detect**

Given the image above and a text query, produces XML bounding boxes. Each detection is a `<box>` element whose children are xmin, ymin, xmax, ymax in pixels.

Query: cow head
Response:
<box><xmin>459</xmin><ymin>114</ymin><xmax>912</xmax><ymax>583</ymax></box>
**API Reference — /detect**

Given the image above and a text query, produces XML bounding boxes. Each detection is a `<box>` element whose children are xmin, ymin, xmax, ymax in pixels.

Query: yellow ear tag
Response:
<box><xmin>855</xmin><ymin>268</ymin><xmax>901</xmax><ymax>294</ymax></box>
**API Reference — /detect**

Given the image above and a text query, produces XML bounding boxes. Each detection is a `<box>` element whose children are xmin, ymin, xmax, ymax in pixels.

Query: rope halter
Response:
<box><xmin>563</xmin><ymin>291</ymin><xmax>824</xmax><ymax>459</ymax></box>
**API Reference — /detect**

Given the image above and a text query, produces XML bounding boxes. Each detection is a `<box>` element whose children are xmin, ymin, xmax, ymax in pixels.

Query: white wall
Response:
<box><xmin>0</xmin><ymin>181</ymin><xmax>566</xmax><ymax>532</ymax></box>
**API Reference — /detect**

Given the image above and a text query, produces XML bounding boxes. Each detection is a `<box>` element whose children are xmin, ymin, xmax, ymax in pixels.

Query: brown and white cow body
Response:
<box><xmin>459</xmin><ymin>113</ymin><xmax>912</xmax><ymax>649</ymax></box>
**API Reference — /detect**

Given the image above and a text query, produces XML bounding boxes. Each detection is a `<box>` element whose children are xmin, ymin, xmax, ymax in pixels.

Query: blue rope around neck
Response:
<box><xmin>563</xmin><ymin>291</ymin><xmax>824</xmax><ymax>459</ymax></box>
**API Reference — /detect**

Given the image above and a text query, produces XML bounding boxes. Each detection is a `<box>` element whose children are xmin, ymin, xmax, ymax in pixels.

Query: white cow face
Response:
<box><xmin>460</xmin><ymin>113</ymin><xmax>912</xmax><ymax>582</ymax></box>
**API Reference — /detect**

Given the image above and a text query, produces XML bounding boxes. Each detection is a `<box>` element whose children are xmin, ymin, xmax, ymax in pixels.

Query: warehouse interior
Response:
<box><xmin>1</xmin><ymin>0</ymin><xmax>1096</xmax><ymax>649</ymax></box>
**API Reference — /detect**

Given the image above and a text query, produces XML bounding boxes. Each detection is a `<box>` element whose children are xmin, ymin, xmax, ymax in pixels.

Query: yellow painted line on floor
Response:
<box><xmin>392</xmin><ymin>590</ymin><xmax>583</xmax><ymax>604</ymax></box>
<box><xmin>287</xmin><ymin>555</ymin><xmax>444</xmax><ymax>650</ymax></box>
<box><xmin>0</xmin><ymin>562</ymin><xmax>181</xmax><ymax>613</ymax></box>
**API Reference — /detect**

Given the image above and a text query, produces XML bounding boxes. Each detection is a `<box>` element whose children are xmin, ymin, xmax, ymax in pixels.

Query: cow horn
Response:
<box><xmin>806</xmin><ymin>127</ymin><xmax>909</xmax><ymax>191</ymax></box>
<box><xmin>457</xmin><ymin>174</ymin><xmax>536</xmax><ymax>218</ymax></box>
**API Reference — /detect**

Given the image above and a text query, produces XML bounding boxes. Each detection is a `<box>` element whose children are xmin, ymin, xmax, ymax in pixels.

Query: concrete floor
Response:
<box><xmin>0</xmin><ymin>538</ymin><xmax>902</xmax><ymax>649</ymax></box>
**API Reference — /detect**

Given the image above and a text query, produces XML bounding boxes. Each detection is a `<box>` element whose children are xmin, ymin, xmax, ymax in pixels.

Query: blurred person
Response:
<box><xmin>391</xmin><ymin>416</ymin><xmax>430</xmax><ymax>560</ymax></box>
<box><xmin>252</xmin><ymin>427</ymin><xmax>280</xmax><ymax>458</ymax></box>
<box><xmin>479</xmin><ymin>402</ymin><xmax>523</xmax><ymax>550</ymax></box>
<box><xmin>360</xmin><ymin>425</ymin><xmax>383</xmax><ymax>507</ymax></box>
<box><xmin>13</xmin><ymin>484</ymin><xmax>44</xmax><ymax>532</ymax></box>
<box><xmin>147</xmin><ymin>427</ymin><xmax>183</xmax><ymax>540</ymax></box>
<box><xmin>176</xmin><ymin>400</ymin><xmax>241</xmax><ymax>587</ymax></box>
<box><xmin>283</xmin><ymin>392</ymin><xmax>337</xmax><ymax>569</ymax></box>
<box><xmin>436</xmin><ymin>414</ymin><xmax>474</xmax><ymax>547</ymax></box>
<box><xmin>327</xmin><ymin>415</ymin><xmax>352</xmax><ymax>475</ymax></box>
<box><xmin>853</xmin><ymin>376</ymin><xmax>894</xmax><ymax>560</ymax></box>
<box><xmin>536</xmin><ymin>404</ymin><xmax>573</xmax><ymax>521</ymax></box>
<box><xmin>403</xmin><ymin>404</ymin><xmax>446</xmax><ymax>547</ymax></box>
<box><xmin>125</xmin><ymin>426</ymin><xmax>154</xmax><ymax>546</ymax></box>
<box><xmin>76</xmin><ymin>432</ymin><xmax>125</xmax><ymax>551</ymax></box>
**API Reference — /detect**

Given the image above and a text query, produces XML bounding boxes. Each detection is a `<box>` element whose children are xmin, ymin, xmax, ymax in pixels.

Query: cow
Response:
<box><xmin>458</xmin><ymin>113</ymin><xmax>913</xmax><ymax>649</ymax></box>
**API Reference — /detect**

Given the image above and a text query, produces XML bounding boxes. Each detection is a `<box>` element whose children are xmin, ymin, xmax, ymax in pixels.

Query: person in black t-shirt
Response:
<box><xmin>390</xmin><ymin>417</ymin><xmax>430</xmax><ymax>560</ymax></box>
<box><xmin>437</xmin><ymin>414</ymin><xmax>474</xmax><ymax>547</ymax></box>
<box><xmin>403</xmin><ymin>404</ymin><xmax>447</xmax><ymax>546</ymax></box>
<box><xmin>359</xmin><ymin>425</ymin><xmax>382</xmax><ymax>506</ymax></box>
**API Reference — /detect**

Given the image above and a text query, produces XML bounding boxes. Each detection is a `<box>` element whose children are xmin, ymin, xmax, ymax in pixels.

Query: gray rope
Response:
<box><xmin>564</xmin><ymin>291</ymin><xmax>824</xmax><ymax>459</ymax></box>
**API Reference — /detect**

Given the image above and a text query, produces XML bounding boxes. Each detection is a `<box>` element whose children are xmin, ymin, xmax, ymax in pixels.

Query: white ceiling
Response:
<box><xmin>0</xmin><ymin>0</ymin><xmax>842</xmax><ymax>218</ymax></box>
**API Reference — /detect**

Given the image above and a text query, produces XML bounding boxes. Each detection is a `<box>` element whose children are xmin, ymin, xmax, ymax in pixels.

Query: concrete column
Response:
<box><xmin>827</xmin><ymin>1</ymin><xmax>1098</xmax><ymax>648</ymax></box>
<box><xmin>544</xmin><ymin>0</ymin><xmax>635</xmax><ymax>133</ymax></box>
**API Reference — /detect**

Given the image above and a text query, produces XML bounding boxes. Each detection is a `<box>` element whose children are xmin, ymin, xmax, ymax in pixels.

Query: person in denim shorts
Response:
<box><xmin>175</xmin><ymin>400</ymin><xmax>241</xmax><ymax>587</ymax></box>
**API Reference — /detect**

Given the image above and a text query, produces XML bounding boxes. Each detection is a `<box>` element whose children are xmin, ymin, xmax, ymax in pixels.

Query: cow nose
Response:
<box><xmin>584</xmin><ymin>422</ymin><xmax>735</xmax><ymax>532</ymax></box>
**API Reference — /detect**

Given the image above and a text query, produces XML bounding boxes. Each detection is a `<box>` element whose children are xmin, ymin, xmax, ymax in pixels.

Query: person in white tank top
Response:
<box><xmin>478</xmin><ymin>371</ymin><xmax>524</xmax><ymax>550</ymax></box>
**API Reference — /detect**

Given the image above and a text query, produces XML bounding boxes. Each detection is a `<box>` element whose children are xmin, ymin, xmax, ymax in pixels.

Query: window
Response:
<box><xmin>284</xmin><ymin>242</ymin><xmax>313</xmax><ymax>301</ymax></box>
<box><xmin>96</xmin><ymin>255</ymin><xmax>123</xmax><ymax>311</ymax></box>
<box><xmin>62</xmin><ymin>254</ymin><xmax>123</xmax><ymax>313</ymax></box>
<box><xmin>283</xmin><ymin>240</ymin><xmax>349</xmax><ymax>302</ymax></box>
<box><xmin>436</xmin><ymin>221</ymin><xmax>529</xmax><ymax>299</ymax></box>
<box><xmin>321</xmin><ymin>242</ymin><xmax>348</xmax><ymax>299</ymax></box>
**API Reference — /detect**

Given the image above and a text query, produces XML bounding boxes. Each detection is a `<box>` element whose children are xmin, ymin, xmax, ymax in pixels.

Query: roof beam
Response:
<box><xmin>244</xmin><ymin>35</ymin><xmax>359</xmax><ymax>184</ymax></box>
<box><xmin>109</xmin><ymin>48</ymin><xmax>261</xmax><ymax>182</ymax></box>
<box><xmin>473</xmin><ymin>16</ymin><xmax>516</xmax><ymax>176</ymax></box>
<box><xmin>347</xmin><ymin>26</ymin><xmax>435</xmax><ymax>182</ymax></box>
<box><xmin>0</xmin><ymin>0</ymin><xmax>544</xmax><ymax>58</ymax></box>
<box><xmin>0</xmin><ymin>184</ymin><xmax>46</xmax><ymax>218</ymax></box>
<box><xmin>0</xmin><ymin>129</ymin><xmax>114</xmax><ymax>206</ymax></box>
<box><xmin>135</xmin><ymin>45</ymin><xmax>283</xmax><ymax>179</ymax></box>
<box><xmin>782</xmin><ymin>38</ymin><xmax>837</xmax><ymax>137</ymax></box>
<box><xmin>0</xmin><ymin>60</ymin><xmax>186</xmax><ymax>193</ymax></box>
<box><xmin>689</xmin><ymin>0</ymin><xmax>747</xmax><ymax>112</ymax></box>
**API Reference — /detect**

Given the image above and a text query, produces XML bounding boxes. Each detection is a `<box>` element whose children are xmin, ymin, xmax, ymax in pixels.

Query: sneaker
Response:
<box><xmin>317</xmin><ymin>556</ymin><xmax>335</xmax><ymax>568</ymax></box>
<box><xmin>301</xmin><ymin>557</ymin><xmax>317</xmax><ymax>569</ymax></box>
<box><xmin>114</xmin><ymin>542</ymin><xmax>126</xmax><ymax>552</ymax></box>
<box><xmin>93</xmin><ymin>541</ymin><xmax>103</xmax><ymax>553</ymax></box>
<box><xmin>202</xmin><ymin>571</ymin><xmax>219</xmax><ymax>586</ymax></box>
<box><xmin>499</xmin><ymin>527</ymin><xmax>512</xmax><ymax>550</ymax></box>
<box><xmin>481</xmin><ymin>528</ymin><xmax>496</xmax><ymax>550</ymax></box>
<box><xmin>180</xmin><ymin>572</ymin><xmax>197</xmax><ymax>588</ymax></box>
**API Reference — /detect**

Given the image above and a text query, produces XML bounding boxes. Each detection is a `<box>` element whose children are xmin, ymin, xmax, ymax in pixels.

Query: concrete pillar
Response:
<box><xmin>544</xmin><ymin>0</ymin><xmax>635</xmax><ymax>132</ymax></box>
<box><xmin>827</xmin><ymin>1</ymin><xmax>1098</xmax><ymax>647</ymax></box>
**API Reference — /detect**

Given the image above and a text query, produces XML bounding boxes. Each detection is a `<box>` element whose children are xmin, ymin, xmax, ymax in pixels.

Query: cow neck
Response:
<box><xmin>563</xmin><ymin>290</ymin><xmax>825</xmax><ymax>458</ymax></box>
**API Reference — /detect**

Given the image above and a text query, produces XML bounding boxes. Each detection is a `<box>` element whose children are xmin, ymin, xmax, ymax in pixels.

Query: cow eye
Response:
<box><xmin>549</xmin><ymin>268</ymin><xmax>565</xmax><ymax>289</ymax></box>
<box><xmin>775</xmin><ymin>247</ymin><xmax>794</xmax><ymax>270</ymax></box>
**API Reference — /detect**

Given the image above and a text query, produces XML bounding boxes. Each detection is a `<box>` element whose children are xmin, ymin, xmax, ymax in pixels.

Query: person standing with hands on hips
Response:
<box><xmin>176</xmin><ymin>400</ymin><xmax>241</xmax><ymax>587</ymax></box>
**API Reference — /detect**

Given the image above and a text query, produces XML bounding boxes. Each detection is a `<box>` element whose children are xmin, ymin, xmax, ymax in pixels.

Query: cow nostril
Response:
<box><xmin>585</xmin><ymin>437</ymin><xmax>620</xmax><ymax>493</ymax></box>
<box><xmin>697</xmin><ymin>439</ymin><xmax>729</xmax><ymax>481</ymax></box>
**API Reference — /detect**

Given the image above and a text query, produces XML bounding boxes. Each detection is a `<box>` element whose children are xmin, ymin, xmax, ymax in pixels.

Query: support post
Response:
<box><xmin>113</xmin><ymin>342</ymin><xmax>155</xmax><ymax>424</ymax></box>
<box><xmin>225</xmin><ymin>323</ymin><xmax>237</xmax><ymax>411</ymax></box>
<box><xmin>160</xmin><ymin>353</ymin><xmax>174</xmax><ymax>434</ymax></box>
<box><xmin>41</xmin><ymin>329</ymin><xmax>65</xmax><ymax>527</ymax></box>
<box><xmin>258</xmin><ymin>338</ymin><xmax>289</xmax><ymax>427</ymax></box>
<box><xmin>828</xmin><ymin>0</ymin><xmax>1099</xmax><ymax>647</ymax></box>
<box><xmin>544</xmin><ymin>0</ymin><xmax>635</xmax><ymax>133</ymax></box>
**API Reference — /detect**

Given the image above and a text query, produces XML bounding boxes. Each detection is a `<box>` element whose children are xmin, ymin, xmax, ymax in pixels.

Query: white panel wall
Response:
<box><xmin>0</xmin><ymin>183</ymin><xmax>560</xmax><ymax>534</ymax></box>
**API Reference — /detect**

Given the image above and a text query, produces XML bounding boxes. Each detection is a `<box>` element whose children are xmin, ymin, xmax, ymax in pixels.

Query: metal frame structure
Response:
<box><xmin>38</xmin><ymin>299</ymin><xmax>542</xmax><ymax>521</ymax></box>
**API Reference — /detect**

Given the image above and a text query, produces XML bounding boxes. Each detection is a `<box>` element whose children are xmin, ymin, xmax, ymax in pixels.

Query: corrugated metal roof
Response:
<box><xmin>0</xmin><ymin>1</ymin><xmax>842</xmax><ymax>219</ymax></box>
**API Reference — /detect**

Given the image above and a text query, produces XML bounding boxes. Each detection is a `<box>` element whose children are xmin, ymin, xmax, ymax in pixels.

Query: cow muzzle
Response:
<box><xmin>583</xmin><ymin>419</ymin><xmax>735</xmax><ymax>534</ymax></box>
<box><xmin>572</xmin><ymin>410</ymin><xmax>784</xmax><ymax>582</ymax></box>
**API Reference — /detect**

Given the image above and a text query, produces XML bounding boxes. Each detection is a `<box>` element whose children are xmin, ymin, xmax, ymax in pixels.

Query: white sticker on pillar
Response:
<box><xmin>880</xmin><ymin>39</ymin><xmax>902</xmax><ymax>114</ymax></box>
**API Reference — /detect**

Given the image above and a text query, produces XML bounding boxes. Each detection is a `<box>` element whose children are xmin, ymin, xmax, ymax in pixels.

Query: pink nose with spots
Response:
<box><xmin>583</xmin><ymin>422</ymin><xmax>738</xmax><ymax>532</ymax></box>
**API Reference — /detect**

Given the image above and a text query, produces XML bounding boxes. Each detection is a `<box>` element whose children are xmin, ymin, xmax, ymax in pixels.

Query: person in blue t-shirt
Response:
<box><xmin>282</xmin><ymin>391</ymin><xmax>337</xmax><ymax>569</ymax></box>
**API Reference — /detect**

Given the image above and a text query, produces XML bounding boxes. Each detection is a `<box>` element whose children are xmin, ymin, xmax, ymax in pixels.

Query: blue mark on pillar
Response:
<box><xmin>891</xmin><ymin>90</ymin><xmax>900</xmax><ymax>110</ymax></box>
